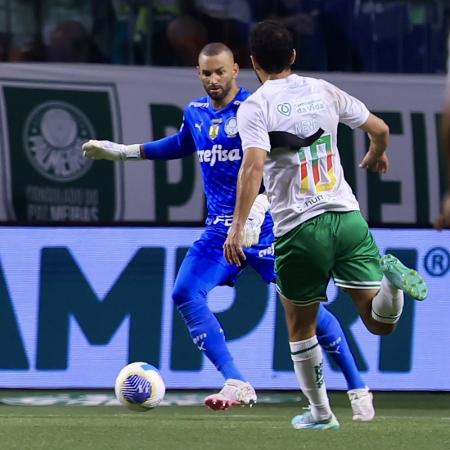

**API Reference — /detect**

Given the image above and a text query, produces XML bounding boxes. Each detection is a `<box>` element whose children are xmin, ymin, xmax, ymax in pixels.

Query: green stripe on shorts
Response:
<box><xmin>334</xmin><ymin>278</ymin><xmax>381</xmax><ymax>289</ymax></box>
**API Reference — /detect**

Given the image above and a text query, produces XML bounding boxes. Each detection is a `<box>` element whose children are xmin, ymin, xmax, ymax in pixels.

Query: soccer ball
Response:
<box><xmin>114</xmin><ymin>362</ymin><xmax>166</xmax><ymax>411</ymax></box>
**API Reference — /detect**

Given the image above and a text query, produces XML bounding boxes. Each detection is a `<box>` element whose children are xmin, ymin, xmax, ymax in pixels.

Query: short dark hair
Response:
<box><xmin>249</xmin><ymin>20</ymin><xmax>294</xmax><ymax>74</ymax></box>
<box><xmin>199</xmin><ymin>42</ymin><xmax>234</xmax><ymax>58</ymax></box>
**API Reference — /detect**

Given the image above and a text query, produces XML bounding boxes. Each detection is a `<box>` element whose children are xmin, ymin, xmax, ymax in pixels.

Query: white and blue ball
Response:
<box><xmin>114</xmin><ymin>362</ymin><xmax>166</xmax><ymax>411</ymax></box>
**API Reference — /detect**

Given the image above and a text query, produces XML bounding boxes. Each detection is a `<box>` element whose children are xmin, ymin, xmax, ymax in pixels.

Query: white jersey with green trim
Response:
<box><xmin>237</xmin><ymin>74</ymin><xmax>369</xmax><ymax>237</ymax></box>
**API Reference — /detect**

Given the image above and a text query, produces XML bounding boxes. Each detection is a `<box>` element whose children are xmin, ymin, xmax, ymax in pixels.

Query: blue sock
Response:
<box><xmin>317</xmin><ymin>305</ymin><xmax>366</xmax><ymax>390</ymax></box>
<box><xmin>175</xmin><ymin>301</ymin><xmax>244</xmax><ymax>381</ymax></box>
<box><xmin>172</xmin><ymin>255</ymin><xmax>245</xmax><ymax>382</ymax></box>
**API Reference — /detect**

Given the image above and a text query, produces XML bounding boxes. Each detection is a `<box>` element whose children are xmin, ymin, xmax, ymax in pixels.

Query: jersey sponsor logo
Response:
<box><xmin>23</xmin><ymin>101</ymin><xmax>94</xmax><ymax>182</ymax></box>
<box><xmin>207</xmin><ymin>214</ymin><xmax>234</xmax><ymax>226</ymax></box>
<box><xmin>189</xmin><ymin>101</ymin><xmax>209</xmax><ymax>108</ymax></box>
<box><xmin>197</xmin><ymin>144</ymin><xmax>241</xmax><ymax>167</ymax></box>
<box><xmin>295</xmin><ymin>99</ymin><xmax>325</xmax><ymax>114</ymax></box>
<box><xmin>258</xmin><ymin>243</ymin><xmax>275</xmax><ymax>257</ymax></box>
<box><xmin>276</xmin><ymin>102</ymin><xmax>292</xmax><ymax>116</ymax></box>
<box><xmin>303</xmin><ymin>194</ymin><xmax>325</xmax><ymax>208</ymax></box>
<box><xmin>224</xmin><ymin>117</ymin><xmax>238</xmax><ymax>137</ymax></box>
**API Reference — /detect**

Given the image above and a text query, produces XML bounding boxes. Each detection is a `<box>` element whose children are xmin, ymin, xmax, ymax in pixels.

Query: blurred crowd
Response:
<box><xmin>0</xmin><ymin>0</ymin><xmax>448</xmax><ymax>73</ymax></box>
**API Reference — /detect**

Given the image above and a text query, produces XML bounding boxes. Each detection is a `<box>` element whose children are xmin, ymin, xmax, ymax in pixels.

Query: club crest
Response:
<box><xmin>224</xmin><ymin>117</ymin><xmax>238</xmax><ymax>137</ymax></box>
<box><xmin>23</xmin><ymin>100</ymin><xmax>94</xmax><ymax>182</ymax></box>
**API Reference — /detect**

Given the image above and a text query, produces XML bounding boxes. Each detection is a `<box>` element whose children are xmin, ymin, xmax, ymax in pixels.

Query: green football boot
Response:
<box><xmin>380</xmin><ymin>254</ymin><xmax>428</xmax><ymax>301</ymax></box>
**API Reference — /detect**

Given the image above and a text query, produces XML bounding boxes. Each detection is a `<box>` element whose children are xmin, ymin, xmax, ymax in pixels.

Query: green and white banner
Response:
<box><xmin>0</xmin><ymin>64</ymin><xmax>446</xmax><ymax>225</ymax></box>
<box><xmin>0</xmin><ymin>78</ymin><xmax>123</xmax><ymax>222</ymax></box>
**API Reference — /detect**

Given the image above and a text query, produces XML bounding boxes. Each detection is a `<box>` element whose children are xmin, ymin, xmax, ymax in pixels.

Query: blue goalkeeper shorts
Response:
<box><xmin>178</xmin><ymin>215</ymin><xmax>276</xmax><ymax>288</ymax></box>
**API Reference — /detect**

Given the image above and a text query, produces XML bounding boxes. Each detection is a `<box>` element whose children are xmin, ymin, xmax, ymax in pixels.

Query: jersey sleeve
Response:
<box><xmin>142</xmin><ymin>110</ymin><xmax>196</xmax><ymax>160</ymax></box>
<box><xmin>322</xmin><ymin>80</ymin><xmax>370</xmax><ymax>129</ymax></box>
<box><xmin>237</xmin><ymin>97</ymin><xmax>271</xmax><ymax>152</ymax></box>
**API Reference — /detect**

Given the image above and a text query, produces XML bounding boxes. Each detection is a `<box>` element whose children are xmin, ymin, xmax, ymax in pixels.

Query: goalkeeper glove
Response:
<box><xmin>242</xmin><ymin>194</ymin><xmax>270</xmax><ymax>247</ymax></box>
<box><xmin>82</xmin><ymin>140</ymin><xmax>141</xmax><ymax>161</ymax></box>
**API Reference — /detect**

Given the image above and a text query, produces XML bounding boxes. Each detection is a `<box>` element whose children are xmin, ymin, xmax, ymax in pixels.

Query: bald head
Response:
<box><xmin>199</xmin><ymin>42</ymin><xmax>234</xmax><ymax>61</ymax></box>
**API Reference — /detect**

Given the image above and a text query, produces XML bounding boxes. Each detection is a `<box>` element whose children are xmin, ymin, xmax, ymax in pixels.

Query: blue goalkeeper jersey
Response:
<box><xmin>142</xmin><ymin>87</ymin><xmax>272</xmax><ymax>231</ymax></box>
<box><xmin>182</xmin><ymin>87</ymin><xmax>251</xmax><ymax>220</ymax></box>
<box><xmin>143</xmin><ymin>87</ymin><xmax>275</xmax><ymax>282</ymax></box>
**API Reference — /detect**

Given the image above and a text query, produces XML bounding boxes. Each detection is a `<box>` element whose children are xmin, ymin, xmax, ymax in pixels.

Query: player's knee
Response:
<box><xmin>172</xmin><ymin>282</ymin><xmax>206</xmax><ymax>308</ymax></box>
<box><xmin>172</xmin><ymin>283</ymin><xmax>193</xmax><ymax>307</ymax></box>
<box><xmin>316</xmin><ymin>306</ymin><xmax>335</xmax><ymax>332</ymax></box>
<box><xmin>366</xmin><ymin>321</ymin><xmax>394</xmax><ymax>336</ymax></box>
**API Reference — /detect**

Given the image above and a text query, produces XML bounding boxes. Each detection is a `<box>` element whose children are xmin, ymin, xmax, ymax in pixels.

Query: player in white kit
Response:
<box><xmin>224</xmin><ymin>20</ymin><xmax>428</xmax><ymax>430</ymax></box>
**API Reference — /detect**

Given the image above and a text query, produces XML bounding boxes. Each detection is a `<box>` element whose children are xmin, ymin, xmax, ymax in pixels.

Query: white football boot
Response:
<box><xmin>204</xmin><ymin>379</ymin><xmax>257</xmax><ymax>411</ymax></box>
<box><xmin>348</xmin><ymin>387</ymin><xmax>375</xmax><ymax>421</ymax></box>
<box><xmin>291</xmin><ymin>411</ymin><xmax>340</xmax><ymax>430</ymax></box>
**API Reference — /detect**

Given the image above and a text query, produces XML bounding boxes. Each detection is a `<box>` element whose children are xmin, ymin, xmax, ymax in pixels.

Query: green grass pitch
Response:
<box><xmin>0</xmin><ymin>392</ymin><xmax>448</xmax><ymax>450</ymax></box>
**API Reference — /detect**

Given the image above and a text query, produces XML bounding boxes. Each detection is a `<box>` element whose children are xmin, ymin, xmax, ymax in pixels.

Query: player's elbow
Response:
<box><xmin>361</xmin><ymin>114</ymin><xmax>389</xmax><ymax>147</ymax></box>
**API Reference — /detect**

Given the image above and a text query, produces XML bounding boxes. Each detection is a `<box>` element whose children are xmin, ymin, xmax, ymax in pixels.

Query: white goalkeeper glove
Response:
<box><xmin>241</xmin><ymin>194</ymin><xmax>270</xmax><ymax>247</ymax></box>
<box><xmin>82</xmin><ymin>140</ymin><xmax>141</xmax><ymax>161</ymax></box>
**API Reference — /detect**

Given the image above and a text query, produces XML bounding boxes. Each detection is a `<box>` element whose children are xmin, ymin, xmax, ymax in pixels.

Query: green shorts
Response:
<box><xmin>274</xmin><ymin>211</ymin><xmax>382</xmax><ymax>306</ymax></box>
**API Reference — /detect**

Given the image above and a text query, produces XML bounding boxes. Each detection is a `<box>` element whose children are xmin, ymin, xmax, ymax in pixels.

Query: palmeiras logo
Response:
<box><xmin>23</xmin><ymin>101</ymin><xmax>94</xmax><ymax>182</ymax></box>
<box><xmin>224</xmin><ymin>117</ymin><xmax>238</xmax><ymax>137</ymax></box>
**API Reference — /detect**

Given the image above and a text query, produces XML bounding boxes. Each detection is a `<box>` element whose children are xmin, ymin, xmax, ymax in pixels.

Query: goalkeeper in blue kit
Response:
<box><xmin>82</xmin><ymin>43</ymin><xmax>374</xmax><ymax>420</ymax></box>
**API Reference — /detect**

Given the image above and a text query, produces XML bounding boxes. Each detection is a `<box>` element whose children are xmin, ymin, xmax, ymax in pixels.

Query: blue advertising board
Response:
<box><xmin>0</xmin><ymin>227</ymin><xmax>448</xmax><ymax>390</ymax></box>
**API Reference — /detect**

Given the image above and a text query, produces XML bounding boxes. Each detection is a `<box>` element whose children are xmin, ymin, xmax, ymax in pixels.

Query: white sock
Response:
<box><xmin>371</xmin><ymin>276</ymin><xmax>404</xmax><ymax>324</ymax></box>
<box><xmin>290</xmin><ymin>336</ymin><xmax>332</xmax><ymax>421</ymax></box>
